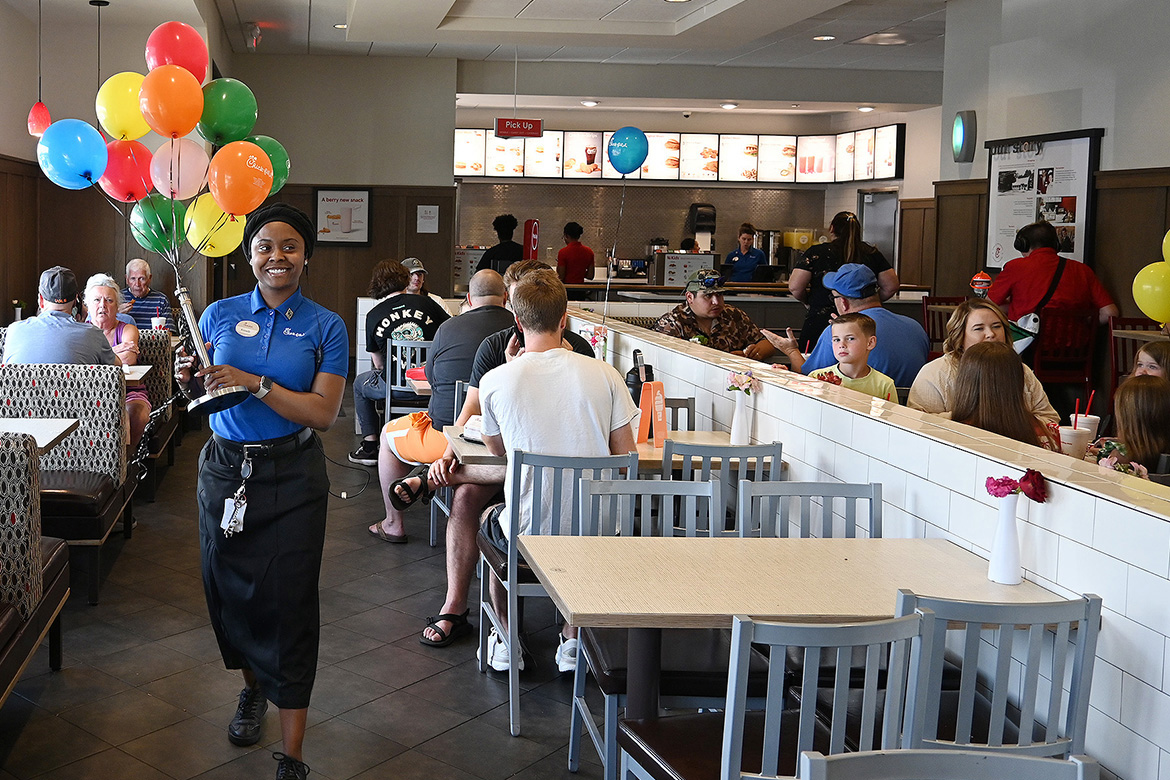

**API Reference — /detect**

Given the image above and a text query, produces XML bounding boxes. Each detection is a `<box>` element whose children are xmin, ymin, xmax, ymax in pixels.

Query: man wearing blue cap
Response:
<box><xmin>764</xmin><ymin>263</ymin><xmax>928</xmax><ymax>387</ymax></box>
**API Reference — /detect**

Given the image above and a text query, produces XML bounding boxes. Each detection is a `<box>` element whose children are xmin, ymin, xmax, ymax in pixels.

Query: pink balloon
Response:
<box><xmin>150</xmin><ymin>138</ymin><xmax>208</xmax><ymax>200</ymax></box>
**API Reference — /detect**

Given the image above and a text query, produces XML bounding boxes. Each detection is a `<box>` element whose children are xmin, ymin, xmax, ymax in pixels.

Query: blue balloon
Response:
<box><xmin>37</xmin><ymin>119</ymin><xmax>108</xmax><ymax>190</ymax></box>
<box><xmin>608</xmin><ymin>126</ymin><xmax>648</xmax><ymax>176</ymax></box>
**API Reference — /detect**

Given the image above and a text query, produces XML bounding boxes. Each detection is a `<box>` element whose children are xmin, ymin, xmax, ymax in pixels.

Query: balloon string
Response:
<box><xmin>125</xmin><ymin>142</ymin><xmax>153</xmax><ymax>205</ymax></box>
<box><xmin>602</xmin><ymin>176</ymin><xmax>627</xmax><ymax>327</ymax></box>
<box><xmin>182</xmin><ymin>210</ymin><xmax>229</xmax><ymax>265</ymax></box>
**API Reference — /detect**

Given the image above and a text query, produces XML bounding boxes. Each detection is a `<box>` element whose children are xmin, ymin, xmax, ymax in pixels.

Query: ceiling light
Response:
<box><xmin>791</xmin><ymin>104</ymin><xmax>800</xmax><ymax>108</ymax></box>
<box><xmin>720</xmin><ymin>102</ymin><xmax>738</xmax><ymax>110</ymax></box>
<box><xmin>857</xmin><ymin>106</ymin><xmax>875</xmax><ymax>112</ymax></box>
<box><xmin>333</xmin><ymin>23</ymin><xmax>347</xmax><ymax>30</ymax></box>
<box><xmin>580</xmin><ymin>100</ymin><xmax>599</xmax><ymax>107</ymax></box>
<box><xmin>664</xmin><ymin>0</ymin><xmax>692</xmax><ymax>3</ymax></box>
<box><xmin>850</xmin><ymin>31</ymin><xmax>911</xmax><ymax>45</ymax></box>
<box><xmin>812</xmin><ymin>35</ymin><xmax>835</xmax><ymax>41</ymax></box>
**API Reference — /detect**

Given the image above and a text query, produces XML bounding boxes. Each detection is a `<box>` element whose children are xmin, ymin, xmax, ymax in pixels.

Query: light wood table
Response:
<box><xmin>517</xmin><ymin>536</ymin><xmax>1058</xmax><ymax>719</ymax></box>
<box><xmin>0</xmin><ymin>418</ymin><xmax>80</xmax><ymax>454</ymax></box>
<box><xmin>123</xmin><ymin>364</ymin><xmax>152</xmax><ymax>384</ymax></box>
<box><xmin>1112</xmin><ymin>328</ymin><xmax>1169</xmax><ymax>343</ymax></box>
<box><xmin>407</xmin><ymin>377</ymin><xmax>432</xmax><ymax>395</ymax></box>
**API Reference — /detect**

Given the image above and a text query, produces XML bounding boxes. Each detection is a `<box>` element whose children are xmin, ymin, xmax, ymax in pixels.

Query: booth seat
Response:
<box><xmin>136</xmin><ymin>328</ymin><xmax>178</xmax><ymax>500</ymax></box>
<box><xmin>0</xmin><ymin>433</ymin><xmax>69</xmax><ymax>709</ymax></box>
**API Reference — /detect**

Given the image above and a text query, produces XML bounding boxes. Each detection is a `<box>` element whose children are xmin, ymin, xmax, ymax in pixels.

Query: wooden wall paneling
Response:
<box><xmin>897</xmin><ymin>198</ymin><xmax>936</xmax><ymax>287</ymax></box>
<box><xmin>933</xmin><ymin>179</ymin><xmax>988</xmax><ymax>296</ymax></box>
<box><xmin>0</xmin><ymin>156</ymin><xmax>41</xmax><ymax>323</ymax></box>
<box><xmin>1093</xmin><ymin>170</ymin><xmax>1170</xmax><ymax>317</ymax></box>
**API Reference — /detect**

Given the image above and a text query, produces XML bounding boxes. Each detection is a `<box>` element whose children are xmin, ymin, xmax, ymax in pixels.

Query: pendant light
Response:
<box><xmin>26</xmin><ymin>0</ymin><xmax>50</xmax><ymax>137</ymax></box>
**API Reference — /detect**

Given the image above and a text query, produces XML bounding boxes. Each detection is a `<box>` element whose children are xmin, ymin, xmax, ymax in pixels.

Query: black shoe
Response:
<box><xmin>274</xmin><ymin>752</ymin><xmax>311</xmax><ymax>779</ymax></box>
<box><xmin>228</xmin><ymin>685</ymin><xmax>268</xmax><ymax>746</ymax></box>
<box><xmin>348</xmin><ymin>440</ymin><xmax>378</xmax><ymax>466</ymax></box>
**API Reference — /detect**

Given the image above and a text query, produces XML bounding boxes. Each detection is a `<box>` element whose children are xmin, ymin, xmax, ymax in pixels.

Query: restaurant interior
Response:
<box><xmin>1</xmin><ymin>0</ymin><xmax>1170</xmax><ymax>779</ymax></box>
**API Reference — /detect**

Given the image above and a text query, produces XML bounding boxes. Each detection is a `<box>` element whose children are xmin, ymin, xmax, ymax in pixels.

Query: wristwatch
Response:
<box><xmin>253</xmin><ymin>375</ymin><xmax>273</xmax><ymax>399</ymax></box>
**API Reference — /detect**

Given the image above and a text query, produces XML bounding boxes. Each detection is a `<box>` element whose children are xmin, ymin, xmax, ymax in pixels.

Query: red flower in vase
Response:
<box><xmin>1018</xmin><ymin>469</ymin><xmax>1047</xmax><ymax>503</ymax></box>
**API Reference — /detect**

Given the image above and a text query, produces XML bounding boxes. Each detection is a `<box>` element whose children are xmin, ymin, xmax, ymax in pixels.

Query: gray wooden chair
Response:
<box><xmin>665</xmin><ymin>397</ymin><xmax>696</xmax><ymax>431</ymax></box>
<box><xmin>385</xmin><ymin>338</ymin><xmax>433</xmax><ymax>418</ymax></box>
<box><xmin>800</xmin><ymin>749</ymin><xmax>1099</xmax><ymax>780</ymax></box>
<box><xmin>896</xmin><ymin>589</ymin><xmax>1102</xmax><ymax>758</ymax></box>
<box><xmin>618</xmin><ymin>610</ymin><xmax>935</xmax><ymax>780</ymax></box>
<box><xmin>428</xmin><ymin>380</ymin><xmax>466</xmax><ymax>547</ymax></box>
<box><xmin>737</xmin><ymin>481</ymin><xmax>883</xmax><ymax>539</ymax></box>
<box><xmin>662</xmin><ymin>440</ymin><xmax>783</xmax><ymax>529</ymax></box>
<box><xmin>476</xmin><ymin>450</ymin><xmax>638</xmax><ymax>737</ymax></box>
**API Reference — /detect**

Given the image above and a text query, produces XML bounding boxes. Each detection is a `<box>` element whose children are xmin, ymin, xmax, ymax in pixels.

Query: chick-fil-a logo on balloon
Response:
<box><xmin>245</xmin><ymin>154</ymin><xmax>273</xmax><ymax>178</ymax></box>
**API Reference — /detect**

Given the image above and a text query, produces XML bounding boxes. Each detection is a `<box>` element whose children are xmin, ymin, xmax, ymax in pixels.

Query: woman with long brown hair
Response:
<box><xmin>788</xmin><ymin>211</ymin><xmax>899</xmax><ymax>343</ymax></box>
<box><xmin>1095</xmin><ymin>375</ymin><xmax>1170</xmax><ymax>476</ymax></box>
<box><xmin>908</xmin><ymin>298</ymin><xmax>1057</xmax><ymax>423</ymax></box>
<box><xmin>950</xmin><ymin>341</ymin><xmax>1059</xmax><ymax>449</ymax></box>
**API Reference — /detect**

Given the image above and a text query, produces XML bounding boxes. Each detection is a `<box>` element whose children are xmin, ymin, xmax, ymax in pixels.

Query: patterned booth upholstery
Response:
<box><xmin>0</xmin><ymin>364</ymin><xmax>128</xmax><ymax>604</ymax></box>
<box><xmin>0</xmin><ymin>433</ymin><xmax>69</xmax><ymax>709</ymax></box>
<box><xmin>137</xmin><ymin>329</ymin><xmax>178</xmax><ymax>499</ymax></box>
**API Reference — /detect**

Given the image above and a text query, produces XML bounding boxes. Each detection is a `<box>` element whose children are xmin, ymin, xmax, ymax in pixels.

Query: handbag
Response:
<box><xmin>1010</xmin><ymin>256</ymin><xmax>1066</xmax><ymax>354</ymax></box>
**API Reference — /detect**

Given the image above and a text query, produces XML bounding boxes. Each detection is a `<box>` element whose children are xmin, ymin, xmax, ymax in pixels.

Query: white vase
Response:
<box><xmin>988</xmin><ymin>493</ymin><xmax>1023</xmax><ymax>585</ymax></box>
<box><xmin>730</xmin><ymin>392</ymin><xmax>750</xmax><ymax>445</ymax></box>
<box><xmin>13</xmin><ymin>308</ymin><xmax>21</xmax><ymax>322</ymax></box>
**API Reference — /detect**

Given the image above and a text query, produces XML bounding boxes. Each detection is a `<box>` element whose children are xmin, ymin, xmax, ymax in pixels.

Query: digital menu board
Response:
<box><xmin>485</xmin><ymin>136</ymin><xmax>525</xmax><ymax>177</ymax></box>
<box><xmin>601</xmin><ymin>131</ymin><xmax>641</xmax><ymax>179</ymax></box>
<box><xmin>523</xmin><ymin>131</ymin><xmax>563</xmax><ymax>178</ymax></box>
<box><xmin>453</xmin><ymin>129</ymin><xmax>486</xmax><ymax>176</ymax></box>
<box><xmin>874</xmin><ymin>124</ymin><xmax>903</xmax><ymax>179</ymax></box>
<box><xmin>642</xmin><ymin>132</ymin><xmax>681</xmax><ymax>180</ymax></box>
<box><xmin>679</xmin><ymin>134</ymin><xmax>719</xmax><ymax>181</ymax></box>
<box><xmin>757</xmin><ymin>135</ymin><xmax>797</xmax><ymax>182</ymax></box>
<box><xmin>835</xmin><ymin>132</ymin><xmax>855</xmax><ymax>183</ymax></box>
<box><xmin>795</xmin><ymin>135</ymin><xmax>836</xmax><ymax>183</ymax></box>
<box><xmin>564</xmin><ymin>131</ymin><xmax>603</xmax><ymax>178</ymax></box>
<box><xmin>853</xmin><ymin>128</ymin><xmax>875</xmax><ymax>180</ymax></box>
<box><xmin>719</xmin><ymin>135</ymin><xmax>759</xmax><ymax>182</ymax></box>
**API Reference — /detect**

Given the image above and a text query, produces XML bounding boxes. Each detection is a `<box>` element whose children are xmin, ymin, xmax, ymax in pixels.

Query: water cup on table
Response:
<box><xmin>1073</xmin><ymin>413</ymin><xmax>1100</xmax><ymax>439</ymax></box>
<box><xmin>1058</xmin><ymin>426</ymin><xmax>1093</xmax><ymax>460</ymax></box>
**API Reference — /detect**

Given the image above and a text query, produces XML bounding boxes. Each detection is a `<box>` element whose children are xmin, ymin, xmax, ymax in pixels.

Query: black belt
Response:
<box><xmin>213</xmin><ymin>428</ymin><xmax>313</xmax><ymax>459</ymax></box>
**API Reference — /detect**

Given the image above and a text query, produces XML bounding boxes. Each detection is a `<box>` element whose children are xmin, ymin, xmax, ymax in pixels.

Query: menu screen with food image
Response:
<box><xmin>835</xmin><ymin>132</ymin><xmax>856</xmax><ymax>183</ymax></box>
<box><xmin>853</xmin><ymin>128</ymin><xmax>875</xmax><ymax>180</ymax></box>
<box><xmin>718</xmin><ymin>135</ymin><xmax>759</xmax><ymax>182</ymax></box>
<box><xmin>485</xmin><ymin>136</ymin><xmax>526</xmax><ymax>177</ymax></box>
<box><xmin>873</xmin><ymin>124</ymin><xmax>903</xmax><ymax>179</ymax></box>
<box><xmin>453</xmin><ymin>129</ymin><xmax>486</xmax><ymax>177</ymax></box>
<box><xmin>795</xmin><ymin>135</ymin><xmax>836</xmax><ymax>183</ymax></box>
<box><xmin>564</xmin><ymin>131</ymin><xmax>604</xmax><ymax>178</ymax></box>
<box><xmin>679</xmin><ymin>134</ymin><xmax>720</xmax><ymax>181</ymax></box>
<box><xmin>523</xmin><ymin>131</ymin><xmax>563</xmax><ymax>178</ymax></box>
<box><xmin>601</xmin><ymin>131</ymin><xmax>642</xmax><ymax>179</ymax></box>
<box><xmin>757</xmin><ymin>135</ymin><xmax>797</xmax><ymax>182</ymax></box>
<box><xmin>642</xmin><ymin>132</ymin><xmax>681</xmax><ymax>180</ymax></box>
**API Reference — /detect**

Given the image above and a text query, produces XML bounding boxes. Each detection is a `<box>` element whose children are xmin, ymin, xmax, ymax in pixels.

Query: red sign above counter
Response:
<box><xmin>496</xmin><ymin>118</ymin><xmax>544</xmax><ymax>138</ymax></box>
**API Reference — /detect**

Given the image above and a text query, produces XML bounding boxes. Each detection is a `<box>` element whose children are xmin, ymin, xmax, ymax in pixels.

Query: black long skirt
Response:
<box><xmin>197</xmin><ymin>433</ymin><xmax>328</xmax><ymax>709</ymax></box>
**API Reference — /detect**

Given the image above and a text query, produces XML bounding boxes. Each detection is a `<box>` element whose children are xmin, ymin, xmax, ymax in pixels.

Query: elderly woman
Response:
<box><xmin>86</xmin><ymin>273</ymin><xmax>150</xmax><ymax>447</ymax></box>
<box><xmin>907</xmin><ymin>298</ymin><xmax>1058</xmax><ymax>425</ymax></box>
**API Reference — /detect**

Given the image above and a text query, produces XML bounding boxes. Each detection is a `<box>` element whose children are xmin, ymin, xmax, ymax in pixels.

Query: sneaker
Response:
<box><xmin>227</xmin><ymin>686</ymin><xmax>268</xmax><ymax>746</ymax></box>
<box><xmin>555</xmin><ymin>634</ymin><xmax>579</xmax><ymax>673</ymax></box>
<box><xmin>477</xmin><ymin>626</ymin><xmax>524</xmax><ymax>672</ymax></box>
<box><xmin>273</xmin><ymin>752</ymin><xmax>310</xmax><ymax>779</ymax></box>
<box><xmin>348</xmin><ymin>440</ymin><xmax>379</xmax><ymax>466</ymax></box>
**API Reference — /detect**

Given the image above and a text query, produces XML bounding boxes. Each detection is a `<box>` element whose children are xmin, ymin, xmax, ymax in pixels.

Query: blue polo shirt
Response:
<box><xmin>199</xmin><ymin>287</ymin><xmax>348</xmax><ymax>442</ymax></box>
<box><xmin>800</xmin><ymin>306</ymin><xmax>929</xmax><ymax>388</ymax></box>
<box><xmin>725</xmin><ymin>246</ymin><xmax>765</xmax><ymax>282</ymax></box>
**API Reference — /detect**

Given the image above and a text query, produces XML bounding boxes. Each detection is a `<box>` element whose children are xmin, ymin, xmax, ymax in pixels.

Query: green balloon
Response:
<box><xmin>246</xmin><ymin>134</ymin><xmax>290</xmax><ymax>195</ymax></box>
<box><xmin>197</xmin><ymin>78</ymin><xmax>258</xmax><ymax>145</ymax></box>
<box><xmin>131</xmin><ymin>194</ymin><xmax>187</xmax><ymax>256</ymax></box>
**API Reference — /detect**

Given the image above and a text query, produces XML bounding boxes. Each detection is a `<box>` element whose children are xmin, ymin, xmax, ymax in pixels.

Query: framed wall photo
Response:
<box><xmin>315</xmin><ymin>189</ymin><xmax>371</xmax><ymax>245</ymax></box>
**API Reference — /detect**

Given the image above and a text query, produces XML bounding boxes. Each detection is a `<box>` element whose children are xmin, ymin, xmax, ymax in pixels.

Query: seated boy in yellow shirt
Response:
<box><xmin>809</xmin><ymin>312</ymin><xmax>896</xmax><ymax>401</ymax></box>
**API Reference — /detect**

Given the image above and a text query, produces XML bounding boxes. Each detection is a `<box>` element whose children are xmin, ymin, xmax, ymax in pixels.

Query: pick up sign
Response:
<box><xmin>495</xmin><ymin>118</ymin><xmax>543</xmax><ymax>138</ymax></box>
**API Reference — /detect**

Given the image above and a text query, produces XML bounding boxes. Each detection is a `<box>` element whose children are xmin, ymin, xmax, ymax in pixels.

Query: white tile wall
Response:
<box><xmin>570</xmin><ymin>311</ymin><xmax>1170</xmax><ymax>780</ymax></box>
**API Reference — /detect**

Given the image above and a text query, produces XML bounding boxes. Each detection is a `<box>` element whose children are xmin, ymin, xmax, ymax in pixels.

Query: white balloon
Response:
<box><xmin>150</xmin><ymin>138</ymin><xmax>208</xmax><ymax>200</ymax></box>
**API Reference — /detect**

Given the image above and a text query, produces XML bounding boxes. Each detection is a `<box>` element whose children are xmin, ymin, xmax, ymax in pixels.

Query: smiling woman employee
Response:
<box><xmin>176</xmin><ymin>203</ymin><xmax>347</xmax><ymax>780</ymax></box>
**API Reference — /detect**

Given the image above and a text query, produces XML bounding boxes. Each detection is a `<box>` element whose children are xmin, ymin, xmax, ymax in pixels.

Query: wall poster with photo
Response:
<box><xmin>315</xmin><ymin>189</ymin><xmax>370</xmax><ymax>245</ymax></box>
<box><xmin>984</xmin><ymin>128</ymin><xmax>1103</xmax><ymax>269</ymax></box>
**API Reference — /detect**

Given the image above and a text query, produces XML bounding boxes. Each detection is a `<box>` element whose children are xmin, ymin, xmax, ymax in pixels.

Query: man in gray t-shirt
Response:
<box><xmin>3</xmin><ymin>266</ymin><xmax>117</xmax><ymax>366</ymax></box>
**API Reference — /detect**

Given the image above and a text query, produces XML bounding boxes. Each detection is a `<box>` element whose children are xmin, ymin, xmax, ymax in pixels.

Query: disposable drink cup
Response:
<box><xmin>1074</xmin><ymin>414</ymin><xmax>1100</xmax><ymax>439</ymax></box>
<box><xmin>341</xmin><ymin>206</ymin><xmax>353</xmax><ymax>233</ymax></box>
<box><xmin>1058</xmin><ymin>426</ymin><xmax>1092</xmax><ymax>460</ymax></box>
<box><xmin>150</xmin><ymin>316</ymin><xmax>167</xmax><ymax>329</ymax></box>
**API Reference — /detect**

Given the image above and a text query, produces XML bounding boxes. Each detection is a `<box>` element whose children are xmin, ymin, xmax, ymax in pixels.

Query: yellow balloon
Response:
<box><xmin>95</xmin><ymin>72</ymin><xmax>150</xmax><ymax>141</ymax></box>
<box><xmin>1133</xmin><ymin>261</ymin><xmax>1170</xmax><ymax>323</ymax></box>
<box><xmin>184</xmin><ymin>193</ymin><xmax>244</xmax><ymax>257</ymax></box>
<box><xmin>1162</xmin><ymin>229</ymin><xmax>1170</xmax><ymax>264</ymax></box>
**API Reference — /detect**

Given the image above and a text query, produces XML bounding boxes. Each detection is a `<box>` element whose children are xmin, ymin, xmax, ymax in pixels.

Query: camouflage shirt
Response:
<box><xmin>652</xmin><ymin>303</ymin><xmax>764</xmax><ymax>353</ymax></box>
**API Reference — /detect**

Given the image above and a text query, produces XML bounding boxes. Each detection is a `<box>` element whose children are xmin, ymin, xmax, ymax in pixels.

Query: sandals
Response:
<box><xmin>419</xmin><ymin>609</ymin><xmax>472</xmax><ymax>647</ymax></box>
<box><xmin>368</xmin><ymin>523</ymin><xmax>408</xmax><ymax>544</ymax></box>
<box><xmin>388</xmin><ymin>464</ymin><xmax>433</xmax><ymax>511</ymax></box>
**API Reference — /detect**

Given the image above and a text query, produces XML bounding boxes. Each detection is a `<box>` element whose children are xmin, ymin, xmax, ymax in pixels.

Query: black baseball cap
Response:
<box><xmin>38</xmin><ymin>266</ymin><xmax>78</xmax><ymax>304</ymax></box>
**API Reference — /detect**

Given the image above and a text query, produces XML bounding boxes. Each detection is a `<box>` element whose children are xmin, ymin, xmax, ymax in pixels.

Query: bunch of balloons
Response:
<box><xmin>1133</xmin><ymin>230</ymin><xmax>1170</xmax><ymax>324</ymax></box>
<box><xmin>34</xmin><ymin>21</ymin><xmax>291</xmax><ymax>260</ymax></box>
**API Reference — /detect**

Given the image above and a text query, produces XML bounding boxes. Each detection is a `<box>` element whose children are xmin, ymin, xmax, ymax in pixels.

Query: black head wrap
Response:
<box><xmin>242</xmin><ymin>203</ymin><xmax>316</xmax><ymax>260</ymax></box>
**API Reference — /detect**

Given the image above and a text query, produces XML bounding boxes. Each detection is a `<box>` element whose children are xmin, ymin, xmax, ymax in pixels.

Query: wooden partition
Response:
<box><xmin>897</xmin><ymin>197</ymin><xmax>937</xmax><ymax>287</ymax></box>
<box><xmin>932</xmin><ymin>178</ymin><xmax>989</xmax><ymax>296</ymax></box>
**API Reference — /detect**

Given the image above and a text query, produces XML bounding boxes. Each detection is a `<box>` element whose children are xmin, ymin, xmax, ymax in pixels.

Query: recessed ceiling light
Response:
<box><xmin>791</xmin><ymin>104</ymin><xmax>800</xmax><ymax>108</ymax></box>
<box><xmin>333</xmin><ymin>23</ymin><xmax>347</xmax><ymax>29</ymax></box>
<box><xmin>664</xmin><ymin>0</ymin><xmax>692</xmax><ymax>3</ymax></box>
<box><xmin>813</xmin><ymin>35</ymin><xmax>835</xmax><ymax>41</ymax></box>
<box><xmin>850</xmin><ymin>31</ymin><xmax>911</xmax><ymax>46</ymax></box>
<box><xmin>580</xmin><ymin>100</ymin><xmax>599</xmax><ymax>107</ymax></box>
<box><xmin>857</xmin><ymin>106</ymin><xmax>876</xmax><ymax>112</ymax></box>
<box><xmin>720</xmin><ymin>102</ymin><xmax>738</xmax><ymax>110</ymax></box>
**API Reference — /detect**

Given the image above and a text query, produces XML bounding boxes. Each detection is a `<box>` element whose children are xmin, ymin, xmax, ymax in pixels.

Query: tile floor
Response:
<box><xmin>0</xmin><ymin>391</ymin><xmax>605</xmax><ymax>779</ymax></box>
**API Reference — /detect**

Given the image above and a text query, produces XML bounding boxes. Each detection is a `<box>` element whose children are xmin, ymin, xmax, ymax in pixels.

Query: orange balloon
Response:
<box><xmin>208</xmin><ymin>141</ymin><xmax>273</xmax><ymax>216</ymax></box>
<box><xmin>139</xmin><ymin>64</ymin><xmax>203</xmax><ymax>138</ymax></box>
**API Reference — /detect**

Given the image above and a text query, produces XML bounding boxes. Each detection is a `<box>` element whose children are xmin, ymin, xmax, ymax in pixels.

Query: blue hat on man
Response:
<box><xmin>823</xmin><ymin>263</ymin><xmax>878</xmax><ymax>299</ymax></box>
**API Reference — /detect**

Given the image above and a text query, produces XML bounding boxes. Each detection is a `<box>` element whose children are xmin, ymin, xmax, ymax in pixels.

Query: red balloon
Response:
<box><xmin>145</xmin><ymin>21</ymin><xmax>208</xmax><ymax>83</ymax></box>
<box><xmin>208</xmin><ymin>141</ymin><xmax>273</xmax><ymax>217</ymax></box>
<box><xmin>99</xmin><ymin>140</ymin><xmax>154</xmax><ymax>202</ymax></box>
